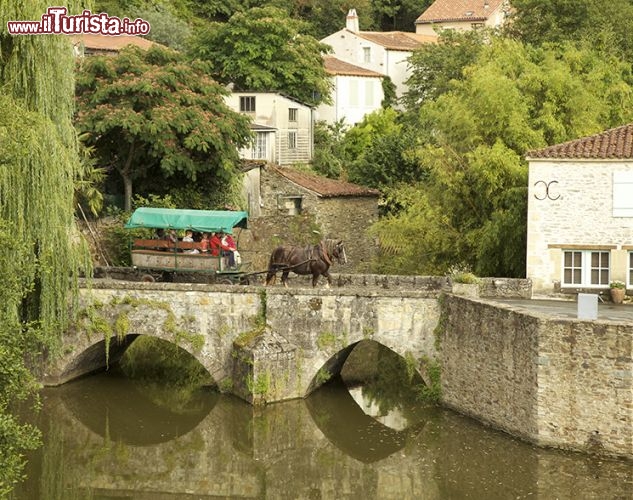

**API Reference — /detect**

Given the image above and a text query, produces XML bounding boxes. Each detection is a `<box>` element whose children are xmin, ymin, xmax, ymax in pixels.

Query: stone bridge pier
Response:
<box><xmin>43</xmin><ymin>280</ymin><xmax>442</xmax><ymax>404</ymax></box>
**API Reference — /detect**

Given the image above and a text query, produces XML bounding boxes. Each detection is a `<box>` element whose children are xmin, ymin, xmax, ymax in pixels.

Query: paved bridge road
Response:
<box><xmin>492</xmin><ymin>297</ymin><xmax>633</xmax><ymax>323</ymax></box>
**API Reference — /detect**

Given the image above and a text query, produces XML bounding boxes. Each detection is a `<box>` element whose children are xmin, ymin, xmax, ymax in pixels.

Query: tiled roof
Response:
<box><xmin>527</xmin><ymin>123</ymin><xmax>633</xmax><ymax>160</ymax></box>
<box><xmin>416</xmin><ymin>0</ymin><xmax>505</xmax><ymax>23</ymax></box>
<box><xmin>71</xmin><ymin>33</ymin><xmax>155</xmax><ymax>52</ymax></box>
<box><xmin>353</xmin><ymin>30</ymin><xmax>437</xmax><ymax>51</ymax></box>
<box><xmin>269</xmin><ymin>166</ymin><xmax>380</xmax><ymax>198</ymax></box>
<box><xmin>323</xmin><ymin>56</ymin><xmax>384</xmax><ymax>77</ymax></box>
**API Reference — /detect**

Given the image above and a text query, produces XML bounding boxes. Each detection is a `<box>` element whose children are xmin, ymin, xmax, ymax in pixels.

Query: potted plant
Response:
<box><xmin>609</xmin><ymin>280</ymin><xmax>626</xmax><ymax>304</ymax></box>
<box><xmin>449</xmin><ymin>266</ymin><xmax>480</xmax><ymax>298</ymax></box>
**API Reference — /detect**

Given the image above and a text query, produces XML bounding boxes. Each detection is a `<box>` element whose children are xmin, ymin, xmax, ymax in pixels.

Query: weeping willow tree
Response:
<box><xmin>0</xmin><ymin>1</ymin><xmax>90</xmax><ymax>494</ymax></box>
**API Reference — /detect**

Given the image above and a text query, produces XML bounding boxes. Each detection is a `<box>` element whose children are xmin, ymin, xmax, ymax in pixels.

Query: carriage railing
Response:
<box><xmin>131</xmin><ymin>238</ymin><xmax>235</xmax><ymax>273</ymax></box>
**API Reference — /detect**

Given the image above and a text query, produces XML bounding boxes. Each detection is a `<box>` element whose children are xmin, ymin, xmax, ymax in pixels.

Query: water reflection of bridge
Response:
<box><xmin>39</xmin><ymin>374</ymin><xmax>438</xmax><ymax>499</ymax></box>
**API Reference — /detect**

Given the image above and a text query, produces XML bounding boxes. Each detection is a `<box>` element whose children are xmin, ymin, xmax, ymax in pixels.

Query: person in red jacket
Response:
<box><xmin>209</xmin><ymin>232</ymin><xmax>222</xmax><ymax>256</ymax></box>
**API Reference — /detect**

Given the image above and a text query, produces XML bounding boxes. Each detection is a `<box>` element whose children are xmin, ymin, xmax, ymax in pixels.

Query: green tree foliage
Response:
<box><xmin>312</xmin><ymin>120</ymin><xmax>349</xmax><ymax>179</ymax></box>
<box><xmin>371</xmin><ymin>0</ymin><xmax>432</xmax><ymax>32</ymax></box>
<box><xmin>0</xmin><ymin>1</ymin><xmax>90</xmax><ymax>494</ymax></box>
<box><xmin>403</xmin><ymin>29</ymin><xmax>486</xmax><ymax>109</ymax></box>
<box><xmin>312</xmin><ymin>109</ymin><xmax>425</xmax><ymax>193</ymax></box>
<box><xmin>344</xmin><ymin>109</ymin><xmax>424</xmax><ymax>190</ymax></box>
<box><xmin>293</xmin><ymin>0</ymin><xmax>375</xmax><ymax>38</ymax></box>
<box><xmin>75</xmin><ymin>45</ymin><xmax>252</xmax><ymax>211</ymax></box>
<box><xmin>189</xmin><ymin>6</ymin><xmax>332</xmax><ymax>106</ymax></box>
<box><xmin>506</xmin><ymin>0</ymin><xmax>633</xmax><ymax>60</ymax></box>
<box><xmin>374</xmin><ymin>37</ymin><xmax>633</xmax><ymax>277</ymax></box>
<box><xmin>133</xmin><ymin>5</ymin><xmax>192</xmax><ymax>50</ymax></box>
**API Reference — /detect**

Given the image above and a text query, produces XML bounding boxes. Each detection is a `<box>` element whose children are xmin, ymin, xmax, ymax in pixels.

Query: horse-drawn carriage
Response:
<box><xmin>124</xmin><ymin>207</ymin><xmax>250</xmax><ymax>283</ymax></box>
<box><xmin>124</xmin><ymin>207</ymin><xmax>348</xmax><ymax>286</ymax></box>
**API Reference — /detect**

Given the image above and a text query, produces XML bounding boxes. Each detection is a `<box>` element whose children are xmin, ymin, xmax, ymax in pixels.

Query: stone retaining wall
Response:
<box><xmin>440</xmin><ymin>295</ymin><xmax>633</xmax><ymax>460</ymax></box>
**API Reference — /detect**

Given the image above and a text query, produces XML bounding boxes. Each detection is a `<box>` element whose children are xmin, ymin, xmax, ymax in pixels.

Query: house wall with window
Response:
<box><xmin>224</xmin><ymin>93</ymin><xmax>314</xmax><ymax>166</ymax></box>
<box><xmin>527</xmin><ymin>158</ymin><xmax>633</xmax><ymax>295</ymax></box>
<box><xmin>414</xmin><ymin>0</ymin><xmax>510</xmax><ymax>36</ymax></box>
<box><xmin>317</xmin><ymin>57</ymin><xmax>384</xmax><ymax>125</ymax></box>
<box><xmin>321</xmin><ymin>11</ymin><xmax>436</xmax><ymax>102</ymax></box>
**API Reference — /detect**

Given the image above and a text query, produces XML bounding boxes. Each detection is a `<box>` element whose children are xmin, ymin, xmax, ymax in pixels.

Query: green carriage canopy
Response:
<box><xmin>124</xmin><ymin>208</ymin><xmax>248</xmax><ymax>234</ymax></box>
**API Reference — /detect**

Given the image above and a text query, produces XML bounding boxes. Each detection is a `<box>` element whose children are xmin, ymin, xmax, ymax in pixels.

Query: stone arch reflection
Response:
<box><xmin>59</xmin><ymin>369</ymin><xmax>218</xmax><ymax>446</ymax></box>
<box><xmin>305</xmin><ymin>376</ymin><xmax>426</xmax><ymax>463</ymax></box>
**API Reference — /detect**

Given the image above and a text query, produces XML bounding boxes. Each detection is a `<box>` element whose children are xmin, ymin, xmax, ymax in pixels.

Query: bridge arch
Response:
<box><xmin>305</xmin><ymin>339</ymin><xmax>432</xmax><ymax>396</ymax></box>
<box><xmin>46</xmin><ymin>283</ymin><xmax>441</xmax><ymax>405</ymax></box>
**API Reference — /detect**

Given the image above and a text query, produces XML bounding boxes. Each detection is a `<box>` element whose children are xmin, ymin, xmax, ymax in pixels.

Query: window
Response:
<box><xmin>277</xmin><ymin>195</ymin><xmax>302</xmax><ymax>215</ymax></box>
<box><xmin>562</xmin><ymin>250</ymin><xmax>610</xmax><ymax>287</ymax></box>
<box><xmin>349</xmin><ymin>79</ymin><xmax>359</xmax><ymax>106</ymax></box>
<box><xmin>363</xmin><ymin>47</ymin><xmax>371</xmax><ymax>63</ymax></box>
<box><xmin>251</xmin><ymin>132</ymin><xmax>267</xmax><ymax>159</ymax></box>
<box><xmin>629</xmin><ymin>252</ymin><xmax>633</xmax><ymax>288</ymax></box>
<box><xmin>613</xmin><ymin>171</ymin><xmax>633</xmax><ymax>217</ymax></box>
<box><xmin>239</xmin><ymin>96</ymin><xmax>256</xmax><ymax>113</ymax></box>
<box><xmin>365</xmin><ymin>80</ymin><xmax>374</xmax><ymax>106</ymax></box>
<box><xmin>288</xmin><ymin>108</ymin><xmax>298</xmax><ymax>122</ymax></box>
<box><xmin>471</xmin><ymin>22</ymin><xmax>485</xmax><ymax>29</ymax></box>
<box><xmin>288</xmin><ymin>131</ymin><xmax>297</xmax><ymax>149</ymax></box>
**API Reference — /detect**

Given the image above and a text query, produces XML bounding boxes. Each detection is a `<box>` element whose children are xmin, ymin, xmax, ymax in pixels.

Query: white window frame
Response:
<box><xmin>613</xmin><ymin>171</ymin><xmax>633</xmax><ymax>217</ymax></box>
<box><xmin>288</xmin><ymin>108</ymin><xmax>298</xmax><ymax>122</ymax></box>
<box><xmin>561</xmin><ymin>250</ymin><xmax>610</xmax><ymax>288</ymax></box>
<box><xmin>288</xmin><ymin>131</ymin><xmax>297</xmax><ymax>150</ymax></box>
<box><xmin>363</xmin><ymin>46</ymin><xmax>371</xmax><ymax>63</ymax></box>
<box><xmin>251</xmin><ymin>132</ymin><xmax>267</xmax><ymax>159</ymax></box>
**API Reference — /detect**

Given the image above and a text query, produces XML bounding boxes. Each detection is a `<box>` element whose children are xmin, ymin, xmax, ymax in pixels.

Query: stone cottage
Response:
<box><xmin>240</xmin><ymin>162</ymin><xmax>380</xmax><ymax>273</ymax></box>
<box><xmin>526</xmin><ymin>123</ymin><xmax>633</xmax><ymax>296</ymax></box>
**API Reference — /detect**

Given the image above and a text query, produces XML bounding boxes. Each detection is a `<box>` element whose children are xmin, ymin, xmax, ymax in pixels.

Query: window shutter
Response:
<box><xmin>613</xmin><ymin>171</ymin><xmax>633</xmax><ymax>217</ymax></box>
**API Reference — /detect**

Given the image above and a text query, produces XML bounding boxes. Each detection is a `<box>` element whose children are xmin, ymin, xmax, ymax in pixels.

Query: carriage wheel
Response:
<box><xmin>141</xmin><ymin>274</ymin><xmax>155</xmax><ymax>283</ymax></box>
<box><xmin>220</xmin><ymin>278</ymin><xmax>234</xmax><ymax>285</ymax></box>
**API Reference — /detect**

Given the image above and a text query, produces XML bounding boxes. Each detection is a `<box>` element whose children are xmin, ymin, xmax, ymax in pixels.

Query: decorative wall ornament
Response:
<box><xmin>533</xmin><ymin>180</ymin><xmax>560</xmax><ymax>200</ymax></box>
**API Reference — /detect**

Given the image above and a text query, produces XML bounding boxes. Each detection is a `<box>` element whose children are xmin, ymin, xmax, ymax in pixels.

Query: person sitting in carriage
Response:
<box><xmin>219</xmin><ymin>232</ymin><xmax>237</xmax><ymax>268</ymax></box>
<box><xmin>209</xmin><ymin>232</ymin><xmax>222</xmax><ymax>257</ymax></box>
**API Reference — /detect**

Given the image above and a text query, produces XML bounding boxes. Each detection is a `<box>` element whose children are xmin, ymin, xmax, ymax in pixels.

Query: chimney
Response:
<box><xmin>484</xmin><ymin>0</ymin><xmax>489</xmax><ymax>8</ymax></box>
<box><xmin>346</xmin><ymin>9</ymin><xmax>359</xmax><ymax>32</ymax></box>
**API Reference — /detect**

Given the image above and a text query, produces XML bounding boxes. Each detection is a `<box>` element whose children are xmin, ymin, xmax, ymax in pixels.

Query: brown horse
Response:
<box><xmin>265</xmin><ymin>239</ymin><xmax>347</xmax><ymax>287</ymax></box>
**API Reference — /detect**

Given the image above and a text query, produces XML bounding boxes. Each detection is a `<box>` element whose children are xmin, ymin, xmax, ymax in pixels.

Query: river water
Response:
<box><xmin>11</xmin><ymin>369</ymin><xmax>633</xmax><ymax>500</ymax></box>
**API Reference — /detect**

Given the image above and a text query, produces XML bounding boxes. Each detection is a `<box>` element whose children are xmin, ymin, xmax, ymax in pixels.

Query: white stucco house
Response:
<box><xmin>316</xmin><ymin>56</ymin><xmax>385</xmax><ymax>126</ymax></box>
<box><xmin>526</xmin><ymin>124</ymin><xmax>633</xmax><ymax>296</ymax></box>
<box><xmin>320</xmin><ymin>9</ymin><xmax>436</xmax><ymax>102</ymax></box>
<box><xmin>224</xmin><ymin>92</ymin><xmax>314</xmax><ymax>166</ymax></box>
<box><xmin>415</xmin><ymin>0</ymin><xmax>511</xmax><ymax>36</ymax></box>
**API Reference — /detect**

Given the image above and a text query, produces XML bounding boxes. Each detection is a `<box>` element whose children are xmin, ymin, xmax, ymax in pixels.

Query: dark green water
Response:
<box><xmin>11</xmin><ymin>371</ymin><xmax>633</xmax><ymax>500</ymax></box>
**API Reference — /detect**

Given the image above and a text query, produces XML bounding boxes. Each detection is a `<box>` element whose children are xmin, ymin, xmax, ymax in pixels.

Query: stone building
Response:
<box><xmin>241</xmin><ymin>162</ymin><xmax>380</xmax><ymax>272</ymax></box>
<box><xmin>526</xmin><ymin>123</ymin><xmax>633</xmax><ymax>296</ymax></box>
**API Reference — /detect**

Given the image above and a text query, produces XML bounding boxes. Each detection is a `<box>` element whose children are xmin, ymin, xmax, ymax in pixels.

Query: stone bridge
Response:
<box><xmin>44</xmin><ymin>276</ymin><xmax>452</xmax><ymax>403</ymax></box>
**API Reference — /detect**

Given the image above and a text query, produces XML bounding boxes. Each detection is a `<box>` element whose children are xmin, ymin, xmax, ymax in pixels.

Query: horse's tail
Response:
<box><xmin>265</xmin><ymin>246</ymin><xmax>284</xmax><ymax>285</ymax></box>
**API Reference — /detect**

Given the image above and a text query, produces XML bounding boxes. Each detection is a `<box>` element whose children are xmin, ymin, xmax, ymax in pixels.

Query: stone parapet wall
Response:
<box><xmin>440</xmin><ymin>295</ymin><xmax>633</xmax><ymax>459</ymax></box>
